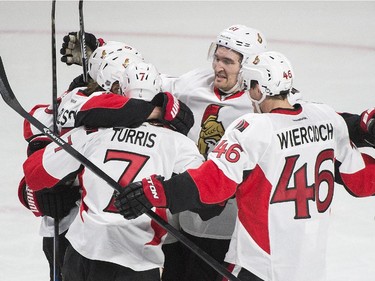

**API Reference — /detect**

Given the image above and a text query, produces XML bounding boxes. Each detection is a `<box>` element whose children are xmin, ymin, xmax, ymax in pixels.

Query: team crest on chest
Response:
<box><xmin>198</xmin><ymin>104</ymin><xmax>225</xmax><ymax>158</ymax></box>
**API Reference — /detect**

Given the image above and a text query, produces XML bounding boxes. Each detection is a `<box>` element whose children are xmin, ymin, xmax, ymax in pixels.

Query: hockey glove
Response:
<box><xmin>27</xmin><ymin>136</ymin><xmax>52</xmax><ymax>157</ymax></box>
<box><xmin>60</xmin><ymin>31</ymin><xmax>99</xmax><ymax>66</ymax></box>
<box><xmin>360</xmin><ymin>108</ymin><xmax>375</xmax><ymax>136</ymax></box>
<box><xmin>67</xmin><ymin>73</ymin><xmax>90</xmax><ymax>91</ymax></box>
<box><xmin>114</xmin><ymin>175</ymin><xmax>167</xmax><ymax>219</ymax></box>
<box><xmin>360</xmin><ymin>108</ymin><xmax>375</xmax><ymax>146</ymax></box>
<box><xmin>21</xmin><ymin>182</ymin><xmax>81</xmax><ymax>219</ymax></box>
<box><xmin>18</xmin><ymin>177</ymin><xmax>30</xmax><ymax>209</ymax></box>
<box><xmin>151</xmin><ymin>92</ymin><xmax>194</xmax><ymax>135</ymax></box>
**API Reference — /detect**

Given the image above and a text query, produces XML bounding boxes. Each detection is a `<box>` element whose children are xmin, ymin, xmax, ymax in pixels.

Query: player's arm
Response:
<box><xmin>75</xmin><ymin>92</ymin><xmax>194</xmax><ymax>135</ymax></box>
<box><xmin>334</xmin><ymin>110</ymin><xmax>375</xmax><ymax>196</ymax></box>
<box><xmin>24</xmin><ymin>104</ymin><xmax>57</xmax><ymax>142</ymax></box>
<box><xmin>23</xmin><ymin>129</ymin><xmax>84</xmax><ymax>191</ymax></box>
<box><xmin>337</xmin><ymin>151</ymin><xmax>375</xmax><ymax>197</ymax></box>
<box><xmin>19</xmin><ymin>150</ymin><xmax>81</xmax><ymax>220</ymax></box>
<box><xmin>75</xmin><ymin>93</ymin><xmax>156</xmax><ymax>128</ymax></box>
<box><xmin>167</xmin><ymin>134</ymin><xmax>225</xmax><ymax>221</ymax></box>
<box><xmin>114</xmin><ymin>160</ymin><xmax>237</xmax><ymax>219</ymax></box>
<box><xmin>18</xmin><ymin>174</ymin><xmax>81</xmax><ymax>219</ymax></box>
<box><xmin>339</xmin><ymin>108</ymin><xmax>375</xmax><ymax>147</ymax></box>
<box><xmin>114</xmin><ymin>115</ymin><xmax>269</xmax><ymax>220</ymax></box>
<box><xmin>22</xmin><ymin>129</ymin><xmax>85</xmax><ymax>219</ymax></box>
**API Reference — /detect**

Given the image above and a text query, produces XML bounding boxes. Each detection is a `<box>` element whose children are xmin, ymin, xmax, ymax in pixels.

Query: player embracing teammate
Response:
<box><xmin>19</xmin><ymin>24</ymin><xmax>375</xmax><ymax>281</ymax></box>
<box><xmin>114</xmin><ymin>51</ymin><xmax>375</xmax><ymax>281</ymax></box>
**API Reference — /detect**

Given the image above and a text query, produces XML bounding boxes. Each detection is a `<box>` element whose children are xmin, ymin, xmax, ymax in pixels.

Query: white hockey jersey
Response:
<box><xmin>162</xmin><ymin>68</ymin><xmax>255</xmax><ymax>239</ymax></box>
<box><xmin>24</xmin><ymin>87</ymin><xmax>160</xmax><ymax>237</ymax></box>
<box><xmin>23</xmin><ymin>123</ymin><xmax>204</xmax><ymax>270</ymax></box>
<box><xmin>25</xmin><ymin>87</ymin><xmax>103</xmax><ymax>139</ymax></box>
<box><xmin>24</xmin><ymin>87</ymin><xmax>90</xmax><ymax>236</ymax></box>
<box><xmin>23</xmin><ymin>88</ymin><xmax>153</xmax><ymax>237</ymax></box>
<box><xmin>182</xmin><ymin>102</ymin><xmax>375</xmax><ymax>281</ymax></box>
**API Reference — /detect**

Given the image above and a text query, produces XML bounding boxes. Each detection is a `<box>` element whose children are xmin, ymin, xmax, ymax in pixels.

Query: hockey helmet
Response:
<box><xmin>88</xmin><ymin>41</ymin><xmax>143</xmax><ymax>83</ymax></box>
<box><xmin>96</xmin><ymin>48</ymin><xmax>144</xmax><ymax>92</ymax></box>
<box><xmin>208</xmin><ymin>24</ymin><xmax>268</xmax><ymax>65</ymax></box>
<box><xmin>241</xmin><ymin>51</ymin><xmax>294</xmax><ymax>98</ymax></box>
<box><xmin>119</xmin><ymin>61</ymin><xmax>162</xmax><ymax>101</ymax></box>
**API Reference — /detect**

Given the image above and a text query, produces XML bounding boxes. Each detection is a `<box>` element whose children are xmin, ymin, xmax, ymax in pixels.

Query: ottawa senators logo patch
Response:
<box><xmin>198</xmin><ymin>104</ymin><xmax>225</xmax><ymax>159</ymax></box>
<box><xmin>234</xmin><ymin>119</ymin><xmax>249</xmax><ymax>132</ymax></box>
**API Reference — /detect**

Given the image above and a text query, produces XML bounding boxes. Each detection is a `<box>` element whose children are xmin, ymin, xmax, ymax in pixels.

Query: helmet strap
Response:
<box><xmin>248</xmin><ymin>91</ymin><xmax>266</xmax><ymax>113</ymax></box>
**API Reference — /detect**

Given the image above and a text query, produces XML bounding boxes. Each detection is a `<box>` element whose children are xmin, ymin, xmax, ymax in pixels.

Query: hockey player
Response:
<box><xmin>59</xmin><ymin>25</ymin><xmax>268</xmax><ymax>280</ymax></box>
<box><xmin>19</xmin><ymin>41</ymin><xmax>149</xmax><ymax>281</ymax></box>
<box><xmin>59</xmin><ymin>25</ymin><xmax>375</xmax><ymax>281</ymax></box>
<box><xmin>19</xmin><ymin>41</ymin><xmax>194</xmax><ymax>281</ymax></box>
<box><xmin>160</xmin><ymin>26</ymin><xmax>269</xmax><ymax>280</ymax></box>
<box><xmin>114</xmin><ymin>51</ymin><xmax>375</xmax><ymax>281</ymax></box>
<box><xmin>22</xmin><ymin>61</ymin><xmax>204</xmax><ymax>281</ymax></box>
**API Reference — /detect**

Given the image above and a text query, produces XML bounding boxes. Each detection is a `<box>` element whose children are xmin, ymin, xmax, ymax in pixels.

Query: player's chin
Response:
<box><xmin>214</xmin><ymin>78</ymin><xmax>227</xmax><ymax>89</ymax></box>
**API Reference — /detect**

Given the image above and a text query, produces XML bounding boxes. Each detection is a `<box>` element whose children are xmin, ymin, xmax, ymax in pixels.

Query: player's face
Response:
<box><xmin>212</xmin><ymin>46</ymin><xmax>242</xmax><ymax>92</ymax></box>
<box><xmin>111</xmin><ymin>81</ymin><xmax>120</xmax><ymax>95</ymax></box>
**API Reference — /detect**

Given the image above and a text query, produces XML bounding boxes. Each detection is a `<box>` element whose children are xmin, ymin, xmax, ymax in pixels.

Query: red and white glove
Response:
<box><xmin>151</xmin><ymin>92</ymin><xmax>194</xmax><ymax>136</ymax></box>
<box><xmin>114</xmin><ymin>175</ymin><xmax>167</xmax><ymax>219</ymax></box>
<box><xmin>18</xmin><ymin>178</ymin><xmax>44</xmax><ymax>217</ymax></box>
<box><xmin>360</xmin><ymin>108</ymin><xmax>375</xmax><ymax>137</ymax></box>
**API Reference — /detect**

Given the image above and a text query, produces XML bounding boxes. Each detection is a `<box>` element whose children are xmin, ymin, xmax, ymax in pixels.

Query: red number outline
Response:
<box><xmin>212</xmin><ymin>140</ymin><xmax>243</xmax><ymax>163</ymax></box>
<box><xmin>270</xmin><ymin>149</ymin><xmax>334</xmax><ymax>219</ymax></box>
<box><xmin>102</xmin><ymin>149</ymin><xmax>150</xmax><ymax>213</ymax></box>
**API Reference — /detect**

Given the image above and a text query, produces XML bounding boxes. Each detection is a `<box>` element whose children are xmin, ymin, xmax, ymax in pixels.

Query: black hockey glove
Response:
<box><xmin>27</xmin><ymin>136</ymin><xmax>52</xmax><ymax>157</ymax></box>
<box><xmin>60</xmin><ymin>31</ymin><xmax>99</xmax><ymax>66</ymax></box>
<box><xmin>23</xmin><ymin>183</ymin><xmax>81</xmax><ymax>219</ymax></box>
<box><xmin>114</xmin><ymin>175</ymin><xmax>167</xmax><ymax>219</ymax></box>
<box><xmin>150</xmin><ymin>92</ymin><xmax>194</xmax><ymax>136</ymax></box>
<box><xmin>67</xmin><ymin>73</ymin><xmax>90</xmax><ymax>91</ymax></box>
<box><xmin>360</xmin><ymin>108</ymin><xmax>375</xmax><ymax>146</ymax></box>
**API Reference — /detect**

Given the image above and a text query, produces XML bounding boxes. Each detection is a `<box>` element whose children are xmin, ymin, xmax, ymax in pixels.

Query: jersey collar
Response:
<box><xmin>270</xmin><ymin>103</ymin><xmax>302</xmax><ymax>115</ymax></box>
<box><xmin>214</xmin><ymin>87</ymin><xmax>246</xmax><ymax>101</ymax></box>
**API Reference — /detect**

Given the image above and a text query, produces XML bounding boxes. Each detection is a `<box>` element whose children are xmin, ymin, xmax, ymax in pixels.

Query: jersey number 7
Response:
<box><xmin>103</xmin><ymin>149</ymin><xmax>150</xmax><ymax>213</ymax></box>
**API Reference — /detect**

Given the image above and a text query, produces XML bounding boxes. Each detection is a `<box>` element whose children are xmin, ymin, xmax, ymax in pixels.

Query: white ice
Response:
<box><xmin>0</xmin><ymin>1</ymin><xmax>374</xmax><ymax>280</ymax></box>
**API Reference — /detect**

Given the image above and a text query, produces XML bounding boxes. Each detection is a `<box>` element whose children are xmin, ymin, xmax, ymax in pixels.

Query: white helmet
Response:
<box><xmin>241</xmin><ymin>51</ymin><xmax>294</xmax><ymax>100</ymax></box>
<box><xmin>119</xmin><ymin>62</ymin><xmax>162</xmax><ymax>101</ymax></box>
<box><xmin>209</xmin><ymin>24</ymin><xmax>267</xmax><ymax>65</ymax></box>
<box><xmin>88</xmin><ymin>41</ymin><xmax>143</xmax><ymax>82</ymax></box>
<box><xmin>96</xmin><ymin>48</ymin><xmax>144</xmax><ymax>92</ymax></box>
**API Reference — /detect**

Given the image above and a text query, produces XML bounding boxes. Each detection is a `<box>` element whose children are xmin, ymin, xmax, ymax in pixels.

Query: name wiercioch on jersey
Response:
<box><xmin>111</xmin><ymin>127</ymin><xmax>156</xmax><ymax>148</ymax></box>
<box><xmin>277</xmin><ymin>122</ymin><xmax>333</xmax><ymax>149</ymax></box>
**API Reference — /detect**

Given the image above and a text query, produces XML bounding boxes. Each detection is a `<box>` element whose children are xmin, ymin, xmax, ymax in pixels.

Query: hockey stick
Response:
<box><xmin>78</xmin><ymin>0</ymin><xmax>88</xmax><ymax>83</ymax></box>
<box><xmin>0</xmin><ymin>57</ymin><xmax>240</xmax><ymax>281</ymax></box>
<box><xmin>51</xmin><ymin>0</ymin><xmax>58</xmax><ymax>134</ymax></box>
<box><xmin>51</xmin><ymin>1</ymin><xmax>61</xmax><ymax>280</ymax></box>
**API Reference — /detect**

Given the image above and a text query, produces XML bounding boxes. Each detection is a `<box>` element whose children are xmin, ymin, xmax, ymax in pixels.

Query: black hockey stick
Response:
<box><xmin>0</xmin><ymin>57</ymin><xmax>241</xmax><ymax>281</ymax></box>
<box><xmin>51</xmin><ymin>0</ymin><xmax>58</xmax><ymax>134</ymax></box>
<box><xmin>78</xmin><ymin>0</ymin><xmax>88</xmax><ymax>83</ymax></box>
<box><xmin>51</xmin><ymin>1</ymin><xmax>61</xmax><ymax>280</ymax></box>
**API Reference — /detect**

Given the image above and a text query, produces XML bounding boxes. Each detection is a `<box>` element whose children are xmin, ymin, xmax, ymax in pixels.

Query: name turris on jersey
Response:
<box><xmin>277</xmin><ymin>122</ymin><xmax>333</xmax><ymax>150</ymax></box>
<box><xmin>111</xmin><ymin>127</ymin><xmax>156</xmax><ymax>148</ymax></box>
